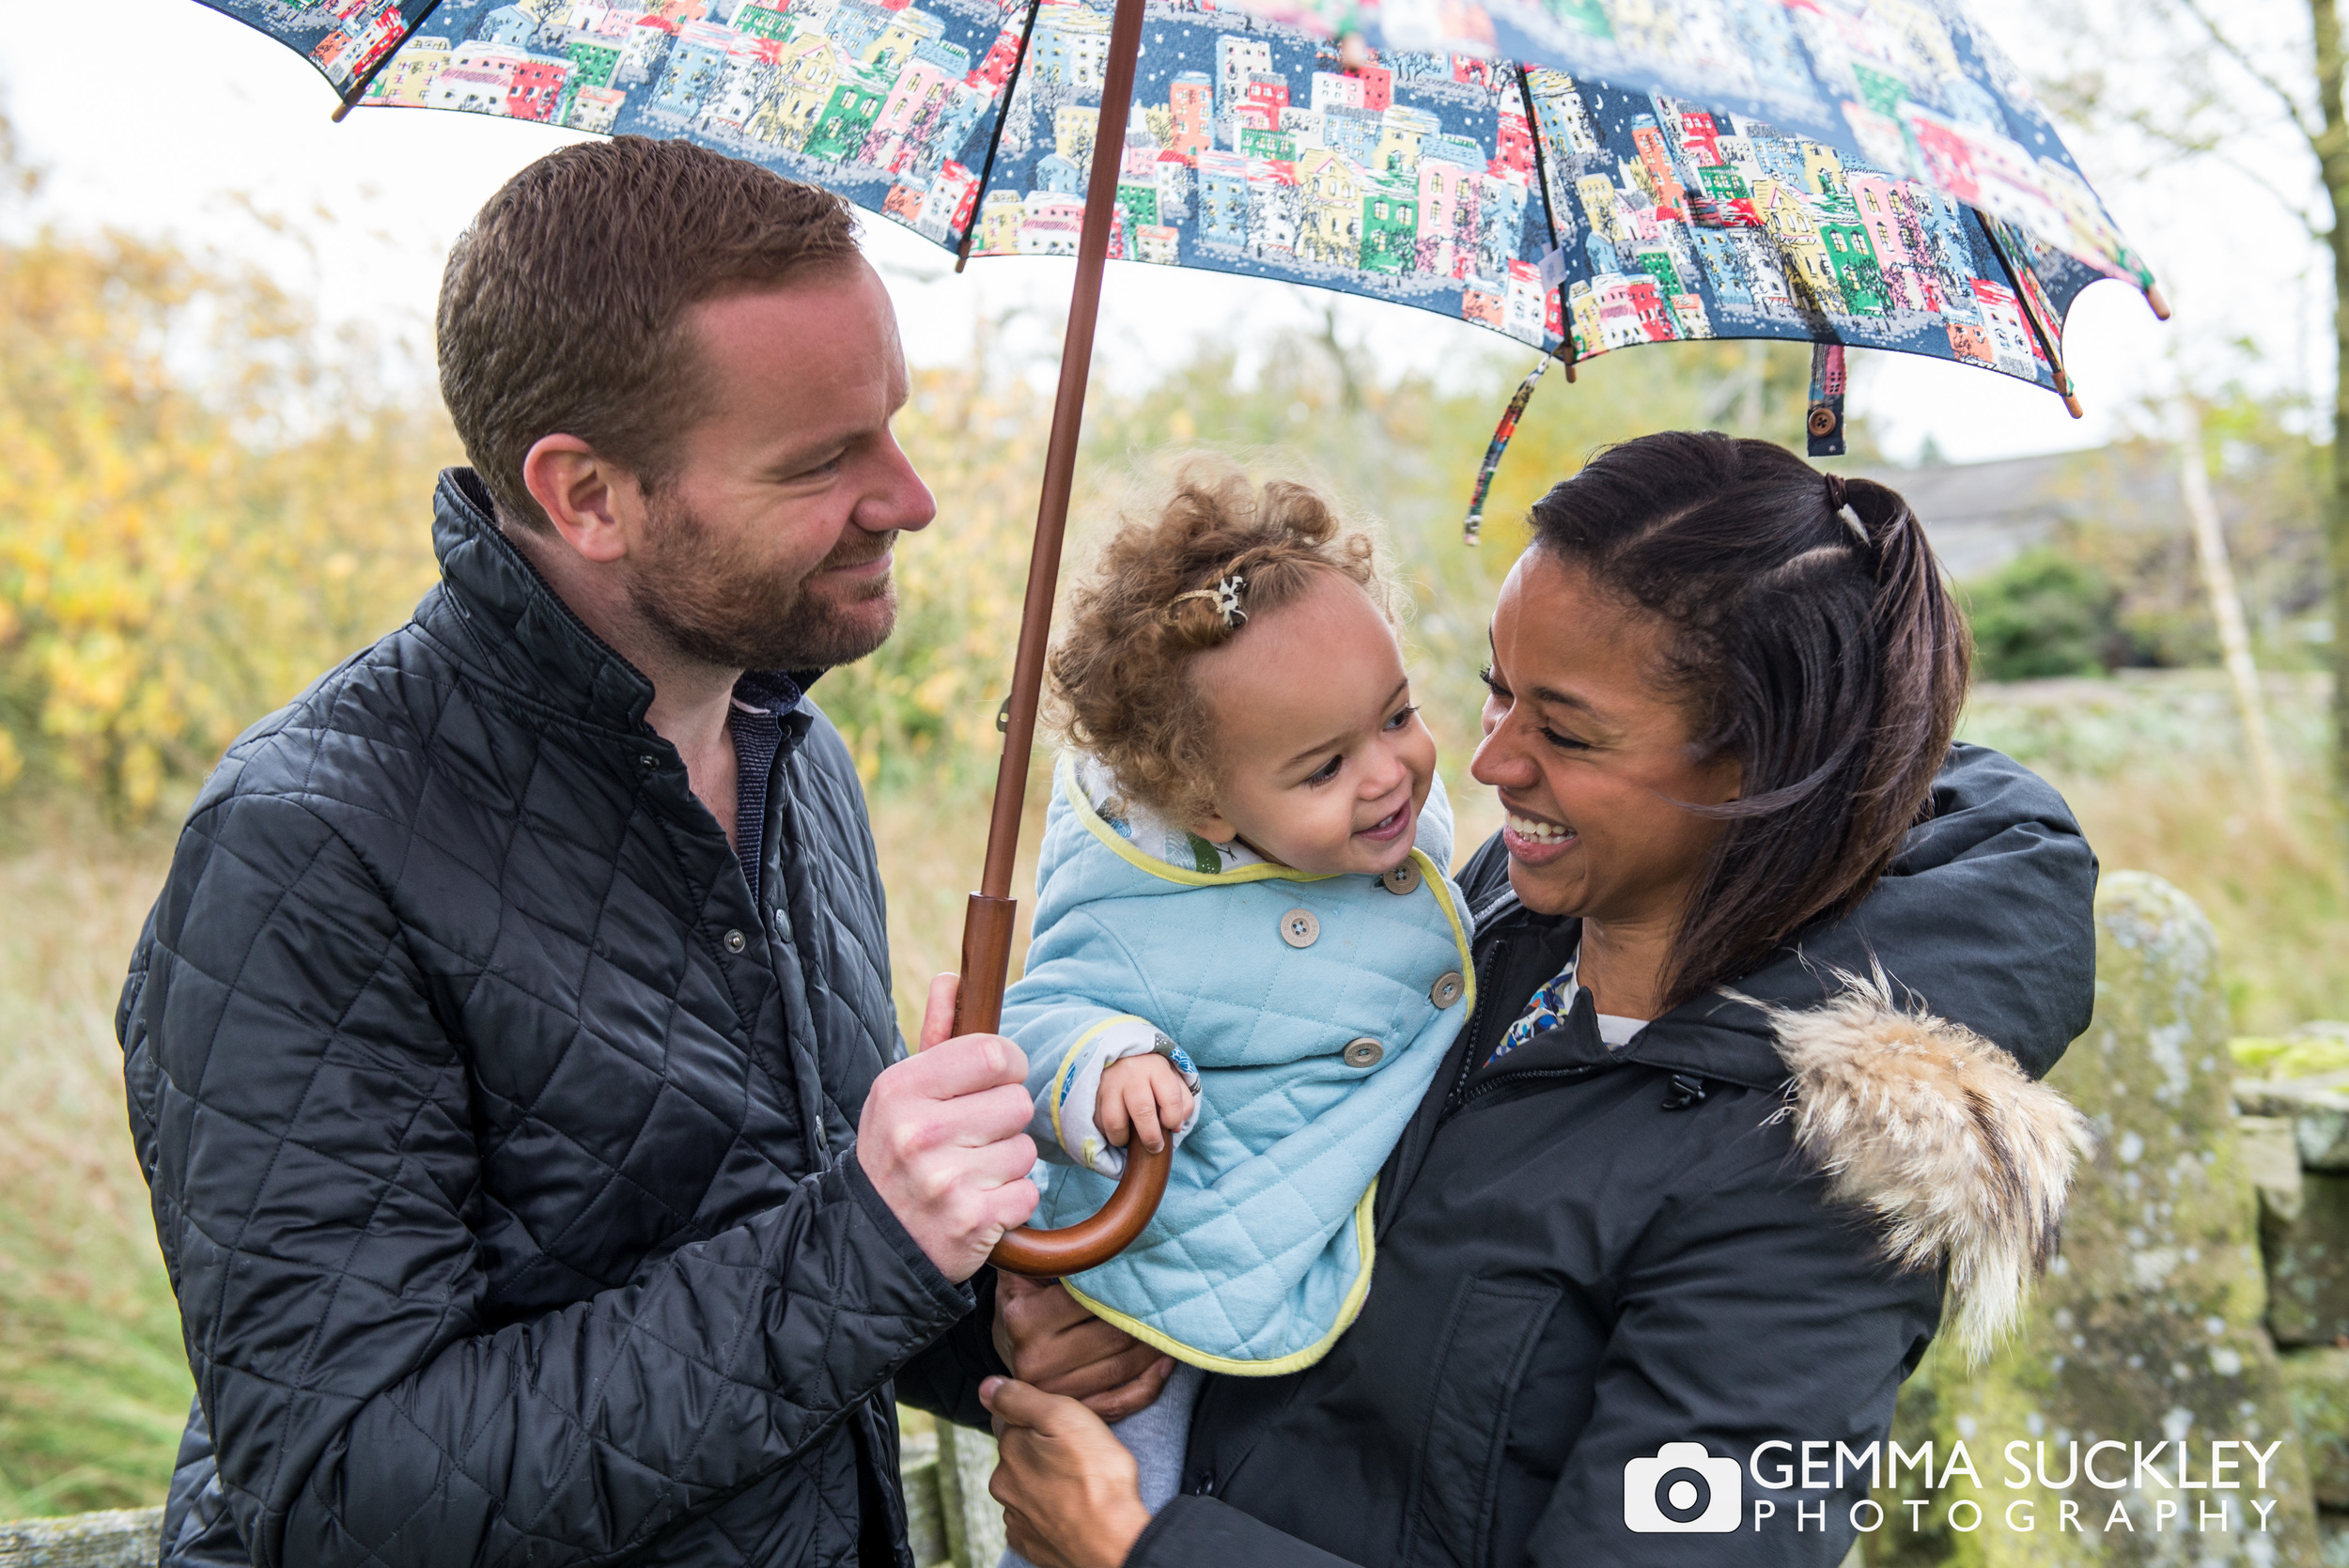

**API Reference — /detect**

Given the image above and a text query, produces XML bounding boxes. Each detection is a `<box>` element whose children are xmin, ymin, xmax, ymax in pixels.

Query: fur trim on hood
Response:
<box><xmin>1751</xmin><ymin>970</ymin><xmax>2095</xmax><ymax>1364</ymax></box>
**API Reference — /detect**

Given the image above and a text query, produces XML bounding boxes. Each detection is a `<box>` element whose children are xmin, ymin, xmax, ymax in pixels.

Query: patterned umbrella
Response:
<box><xmin>194</xmin><ymin>0</ymin><xmax>2157</xmax><ymax>1260</ymax></box>
<box><xmin>207</xmin><ymin>0</ymin><xmax>2160</xmax><ymax>508</ymax></box>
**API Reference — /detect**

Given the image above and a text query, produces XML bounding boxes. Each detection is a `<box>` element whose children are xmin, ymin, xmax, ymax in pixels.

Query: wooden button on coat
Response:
<box><xmin>1280</xmin><ymin>908</ymin><xmax>1320</xmax><ymax>948</ymax></box>
<box><xmin>1381</xmin><ymin>861</ymin><xmax>1422</xmax><ymax>895</ymax></box>
<box><xmin>1344</xmin><ymin>1037</ymin><xmax>1384</xmax><ymax>1068</ymax></box>
<box><xmin>1430</xmin><ymin>970</ymin><xmax>1465</xmax><ymax>1008</ymax></box>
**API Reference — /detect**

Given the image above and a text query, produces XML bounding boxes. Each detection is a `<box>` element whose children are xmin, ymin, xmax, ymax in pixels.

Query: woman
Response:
<box><xmin>964</xmin><ymin>432</ymin><xmax>2096</xmax><ymax>1568</ymax></box>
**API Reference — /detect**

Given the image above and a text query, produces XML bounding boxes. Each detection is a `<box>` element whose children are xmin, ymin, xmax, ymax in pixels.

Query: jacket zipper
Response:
<box><xmin>1439</xmin><ymin>935</ymin><xmax>1610</xmax><ymax>1116</ymax></box>
<box><xmin>1453</xmin><ymin>1063</ymin><xmax>1606</xmax><ymax>1112</ymax></box>
<box><xmin>1443</xmin><ymin>935</ymin><xmax>1509</xmax><ymax>1114</ymax></box>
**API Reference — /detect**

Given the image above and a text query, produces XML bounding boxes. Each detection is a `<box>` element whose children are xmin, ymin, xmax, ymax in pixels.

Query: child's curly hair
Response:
<box><xmin>1047</xmin><ymin>460</ymin><xmax>1392</xmax><ymax>826</ymax></box>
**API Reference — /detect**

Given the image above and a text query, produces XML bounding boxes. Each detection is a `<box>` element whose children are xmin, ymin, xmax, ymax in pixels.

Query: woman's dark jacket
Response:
<box><xmin>1114</xmin><ymin>745</ymin><xmax>2096</xmax><ymax>1568</ymax></box>
<box><xmin>118</xmin><ymin>471</ymin><xmax>1002</xmax><ymax>1568</ymax></box>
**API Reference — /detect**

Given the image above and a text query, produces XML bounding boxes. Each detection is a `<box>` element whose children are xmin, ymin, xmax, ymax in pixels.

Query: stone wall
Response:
<box><xmin>0</xmin><ymin>1508</ymin><xmax>162</xmax><ymax>1568</ymax></box>
<box><xmin>0</xmin><ymin>1439</ymin><xmax>997</xmax><ymax>1568</ymax></box>
<box><xmin>1866</xmin><ymin>872</ymin><xmax>2341</xmax><ymax>1566</ymax></box>
<box><xmin>2237</xmin><ymin>1028</ymin><xmax>2349</xmax><ymax>1564</ymax></box>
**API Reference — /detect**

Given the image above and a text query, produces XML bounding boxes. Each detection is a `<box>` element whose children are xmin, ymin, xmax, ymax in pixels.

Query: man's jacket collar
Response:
<box><xmin>426</xmin><ymin>467</ymin><xmax>818</xmax><ymax>737</ymax></box>
<box><xmin>428</xmin><ymin>468</ymin><xmax>662</xmax><ymax>734</ymax></box>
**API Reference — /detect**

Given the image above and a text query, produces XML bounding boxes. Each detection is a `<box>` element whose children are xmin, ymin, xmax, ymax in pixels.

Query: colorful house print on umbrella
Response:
<box><xmin>203</xmin><ymin>0</ymin><xmax>2141</xmax><ymax>508</ymax></box>
<box><xmin>239</xmin><ymin>0</ymin><xmax>2153</xmax><ymax>304</ymax></box>
<box><xmin>1217</xmin><ymin>0</ymin><xmax>2154</xmax><ymax>291</ymax></box>
<box><xmin>1523</xmin><ymin>74</ymin><xmax>2067</xmax><ymax>390</ymax></box>
<box><xmin>966</xmin><ymin>10</ymin><xmax>1565</xmax><ymax>344</ymax></box>
<box><xmin>226</xmin><ymin>0</ymin><xmax>2125</xmax><ymax>396</ymax></box>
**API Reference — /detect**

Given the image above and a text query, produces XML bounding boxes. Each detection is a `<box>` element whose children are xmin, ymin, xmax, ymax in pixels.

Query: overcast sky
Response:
<box><xmin>0</xmin><ymin>0</ymin><xmax>2312</xmax><ymax>464</ymax></box>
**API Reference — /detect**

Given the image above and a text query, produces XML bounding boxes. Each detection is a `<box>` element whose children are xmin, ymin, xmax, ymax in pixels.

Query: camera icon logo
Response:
<box><xmin>1623</xmin><ymin>1442</ymin><xmax>1741</xmax><ymax>1533</ymax></box>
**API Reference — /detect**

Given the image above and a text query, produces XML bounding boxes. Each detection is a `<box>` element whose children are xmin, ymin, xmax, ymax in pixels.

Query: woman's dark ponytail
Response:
<box><xmin>1526</xmin><ymin>434</ymin><xmax>1970</xmax><ymax>1009</ymax></box>
<box><xmin>1845</xmin><ymin>474</ymin><xmax>1971</xmax><ymax>854</ymax></box>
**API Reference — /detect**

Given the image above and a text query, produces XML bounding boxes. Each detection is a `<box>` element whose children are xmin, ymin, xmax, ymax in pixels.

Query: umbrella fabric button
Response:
<box><xmin>1280</xmin><ymin>908</ymin><xmax>1320</xmax><ymax>948</ymax></box>
<box><xmin>1344</xmin><ymin>1038</ymin><xmax>1384</xmax><ymax>1069</ymax></box>
<box><xmin>723</xmin><ymin>928</ymin><xmax>748</xmax><ymax>953</ymax></box>
<box><xmin>1430</xmin><ymin>971</ymin><xmax>1465</xmax><ymax>1008</ymax></box>
<box><xmin>1381</xmin><ymin>862</ymin><xmax>1422</xmax><ymax>895</ymax></box>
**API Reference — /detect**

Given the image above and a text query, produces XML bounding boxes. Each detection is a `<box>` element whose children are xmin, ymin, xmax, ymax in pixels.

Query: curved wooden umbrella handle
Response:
<box><xmin>991</xmin><ymin>1141</ymin><xmax>1173</xmax><ymax>1277</ymax></box>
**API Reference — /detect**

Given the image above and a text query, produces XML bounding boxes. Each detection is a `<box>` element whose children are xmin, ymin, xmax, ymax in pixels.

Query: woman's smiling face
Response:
<box><xmin>1471</xmin><ymin>549</ymin><xmax>1739</xmax><ymax>923</ymax></box>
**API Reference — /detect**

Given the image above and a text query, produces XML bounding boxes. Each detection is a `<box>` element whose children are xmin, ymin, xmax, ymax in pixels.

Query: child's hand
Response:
<box><xmin>1097</xmin><ymin>1054</ymin><xmax>1195</xmax><ymax>1154</ymax></box>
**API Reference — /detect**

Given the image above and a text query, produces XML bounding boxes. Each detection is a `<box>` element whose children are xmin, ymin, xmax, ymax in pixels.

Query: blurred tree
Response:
<box><xmin>1985</xmin><ymin>395</ymin><xmax>2326</xmax><ymax>675</ymax></box>
<box><xmin>2038</xmin><ymin>0</ymin><xmax>2349</xmax><ymax>835</ymax></box>
<box><xmin>0</xmin><ymin>229</ymin><xmax>455</xmax><ymax>814</ymax></box>
<box><xmin>0</xmin><ymin>115</ymin><xmax>457</xmax><ymax>815</ymax></box>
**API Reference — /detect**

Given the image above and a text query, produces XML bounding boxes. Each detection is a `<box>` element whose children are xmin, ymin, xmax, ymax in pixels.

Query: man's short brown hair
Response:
<box><xmin>437</xmin><ymin>136</ymin><xmax>861</xmax><ymax>531</ymax></box>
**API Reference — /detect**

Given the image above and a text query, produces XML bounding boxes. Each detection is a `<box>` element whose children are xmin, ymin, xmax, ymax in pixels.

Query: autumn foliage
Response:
<box><xmin>0</xmin><ymin>225</ymin><xmax>1077</xmax><ymax>817</ymax></box>
<box><xmin>0</xmin><ymin>230</ymin><xmax>452</xmax><ymax>813</ymax></box>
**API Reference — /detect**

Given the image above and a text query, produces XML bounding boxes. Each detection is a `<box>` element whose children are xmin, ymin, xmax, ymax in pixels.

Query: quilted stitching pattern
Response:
<box><xmin>1003</xmin><ymin>761</ymin><xmax>1473</xmax><ymax>1369</ymax></box>
<box><xmin>118</xmin><ymin>472</ymin><xmax>969</xmax><ymax>1568</ymax></box>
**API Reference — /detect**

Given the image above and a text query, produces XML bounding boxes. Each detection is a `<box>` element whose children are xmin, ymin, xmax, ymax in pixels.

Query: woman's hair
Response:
<box><xmin>1525</xmin><ymin>431</ymin><xmax>1970</xmax><ymax>1008</ymax></box>
<box><xmin>1047</xmin><ymin>460</ymin><xmax>1391</xmax><ymax>824</ymax></box>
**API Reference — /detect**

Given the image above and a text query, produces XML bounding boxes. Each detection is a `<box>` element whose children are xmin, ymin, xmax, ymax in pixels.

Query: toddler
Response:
<box><xmin>998</xmin><ymin>464</ymin><xmax>1475</xmax><ymax>1530</ymax></box>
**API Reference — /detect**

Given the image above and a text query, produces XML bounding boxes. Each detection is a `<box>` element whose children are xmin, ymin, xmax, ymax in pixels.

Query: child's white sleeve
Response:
<box><xmin>1033</xmin><ymin>1020</ymin><xmax>1203</xmax><ymax>1177</ymax></box>
<box><xmin>1002</xmin><ymin>893</ymin><xmax>1206</xmax><ymax>1177</ymax></box>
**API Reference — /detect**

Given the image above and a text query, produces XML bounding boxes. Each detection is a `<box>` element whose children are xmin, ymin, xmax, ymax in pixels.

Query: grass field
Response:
<box><xmin>1959</xmin><ymin>672</ymin><xmax>2345</xmax><ymax>1032</ymax></box>
<box><xmin>0</xmin><ymin>671</ymin><xmax>2340</xmax><ymax>1517</ymax></box>
<box><xmin>0</xmin><ymin>812</ymin><xmax>194</xmax><ymax>1516</ymax></box>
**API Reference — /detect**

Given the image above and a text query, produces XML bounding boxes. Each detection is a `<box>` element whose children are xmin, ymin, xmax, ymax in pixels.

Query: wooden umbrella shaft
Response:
<box><xmin>953</xmin><ymin>0</ymin><xmax>1169</xmax><ymax>1278</ymax></box>
<box><xmin>957</xmin><ymin>0</ymin><xmax>1152</xmax><ymax>1042</ymax></box>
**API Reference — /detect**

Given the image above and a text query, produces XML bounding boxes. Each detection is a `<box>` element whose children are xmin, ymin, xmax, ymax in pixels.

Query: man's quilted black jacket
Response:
<box><xmin>118</xmin><ymin>469</ymin><xmax>1003</xmax><ymax>1568</ymax></box>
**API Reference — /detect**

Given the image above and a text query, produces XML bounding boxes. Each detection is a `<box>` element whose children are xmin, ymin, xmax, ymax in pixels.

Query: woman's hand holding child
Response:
<box><xmin>1096</xmin><ymin>1054</ymin><xmax>1194</xmax><ymax>1154</ymax></box>
<box><xmin>982</xmin><ymin>1374</ymin><xmax>1153</xmax><ymax>1568</ymax></box>
<box><xmin>992</xmin><ymin>1275</ymin><xmax>1175</xmax><ymax>1421</ymax></box>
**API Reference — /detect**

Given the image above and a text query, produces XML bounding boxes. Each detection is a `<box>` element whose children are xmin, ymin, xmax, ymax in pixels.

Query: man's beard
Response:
<box><xmin>627</xmin><ymin>492</ymin><xmax>899</xmax><ymax>673</ymax></box>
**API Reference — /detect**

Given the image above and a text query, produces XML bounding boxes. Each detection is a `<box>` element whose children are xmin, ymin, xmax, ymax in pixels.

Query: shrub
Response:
<box><xmin>1963</xmin><ymin>549</ymin><xmax>2129</xmax><ymax>680</ymax></box>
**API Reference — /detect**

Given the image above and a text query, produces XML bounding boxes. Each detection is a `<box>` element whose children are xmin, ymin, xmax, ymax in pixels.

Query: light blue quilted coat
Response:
<box><xmin>1001</xmin><ymin>753</ymin><xmax>1476</xmax><ymax>1374</ymax></box>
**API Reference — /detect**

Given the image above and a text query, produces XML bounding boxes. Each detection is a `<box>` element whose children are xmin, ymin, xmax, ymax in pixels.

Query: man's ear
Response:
<box><xmin>521</xmin><ymin>434</ymin><xmax>641</xmax><ymax>565</ymax></box>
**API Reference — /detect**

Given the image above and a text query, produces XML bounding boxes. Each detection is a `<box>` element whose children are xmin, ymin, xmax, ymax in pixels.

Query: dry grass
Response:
<box><xmin>2056</xmin><ymin>769</ymin><xmax>2345</xmax><ymax>1031</ymax></box>
<box><xmin>1960</xmin><ymin>673</ymin><xmax>2347</xmax><ymax>1033</ymax></box>
<box><xmin>0</xmin><ymin>799</ymin><xmax>192</xmax><ymax>1516</ymax></box>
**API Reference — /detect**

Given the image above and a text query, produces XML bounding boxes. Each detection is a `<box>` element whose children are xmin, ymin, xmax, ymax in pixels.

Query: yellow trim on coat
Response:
<box><xmin>1057</xmin><ymin>753</ymin><xmax>1344</xmax><ymax>888</ymax></box>
<box><xmin>1064</xmin><ymin>1181</ymin><xmax>1380</xmax><ymax>1377</ymax></box>
<box><xmin>1056</xmin><ymin>751</ymin><xmax>1481</xmax><ymax>1011</ymax></box>
<box><xmin>1044</xmin><ymin>752</ymin><xmax>1480</xmax><ymax>1375</ymax></box>
<box><xmin>1414</xmin><ymin>847</ymin><xmax>1479</xmax><ymax>1021</ymax></box>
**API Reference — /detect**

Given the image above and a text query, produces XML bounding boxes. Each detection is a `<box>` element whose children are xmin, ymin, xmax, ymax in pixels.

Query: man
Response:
<box><xmin>118</xmin><ymin>136</ymin><xmax>1111</xmax><ymax>1568</ymax></box>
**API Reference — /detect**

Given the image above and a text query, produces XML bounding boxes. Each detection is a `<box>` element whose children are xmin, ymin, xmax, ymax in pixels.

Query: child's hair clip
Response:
<box><xmin>1168</xmin><ymin>573</ymin><xmax>1248</xmax><ymax>629</ymax></box>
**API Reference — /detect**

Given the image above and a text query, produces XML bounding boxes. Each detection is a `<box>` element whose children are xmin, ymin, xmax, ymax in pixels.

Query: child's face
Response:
<box><xmin>1184</xmin><ymin>570</ymin><xmax>1438</xmax><ymax>877</ymax></box>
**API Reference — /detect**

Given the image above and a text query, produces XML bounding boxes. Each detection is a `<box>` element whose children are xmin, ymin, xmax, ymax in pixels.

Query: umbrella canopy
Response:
<box><xmin>1230</xmin><ymin>0</ymin><xmax>2153</xmax><ymax>290</ymax></box>
<box><xmin>214</xmin><ymin>0</ymin><xmax>2145</xmax><ymax>408</ymax></box>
